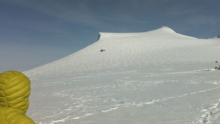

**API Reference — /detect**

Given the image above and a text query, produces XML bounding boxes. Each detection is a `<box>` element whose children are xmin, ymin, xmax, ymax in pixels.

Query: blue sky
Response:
<box><xmin>0</xmin><ymin>0</ymin><xmax>220</xmax><ymax>72</ymax></box>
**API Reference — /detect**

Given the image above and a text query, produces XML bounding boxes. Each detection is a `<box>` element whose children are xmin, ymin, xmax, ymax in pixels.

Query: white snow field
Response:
<box><xmin>24</xmin><ymin>27</ymin><xmax>220</xmax><ymax>124</ymax></box>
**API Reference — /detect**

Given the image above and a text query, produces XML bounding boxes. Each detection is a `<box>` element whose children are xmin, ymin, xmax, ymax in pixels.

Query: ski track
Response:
<box><xmin>29</xmin><ymin>75</ymin><xmax>220</xmax><ymax>124</ymax></box>
<box><xmin>37</xmin><ymin>87</ymin><xmax>220</xmax><ymax>124</ymax></box>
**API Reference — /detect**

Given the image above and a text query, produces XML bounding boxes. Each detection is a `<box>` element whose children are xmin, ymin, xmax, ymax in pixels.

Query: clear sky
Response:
<box><xmin>0</xmin><ymin>0</ymin><xmax>220</xmax><ymax>72</ymax></box>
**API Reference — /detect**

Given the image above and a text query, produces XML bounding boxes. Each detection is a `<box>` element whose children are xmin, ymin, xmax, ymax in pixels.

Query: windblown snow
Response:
<box><xmin>24</xmin><ymin>27</ymin><xmax>220</xmax><ymax>124</ymax></box>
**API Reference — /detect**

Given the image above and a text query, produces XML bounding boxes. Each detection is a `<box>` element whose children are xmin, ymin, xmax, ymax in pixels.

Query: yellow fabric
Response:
<box><xmin>0</xmin><ymin>71</ymin><xmax>35</xmax><ymax>124</ymax></box>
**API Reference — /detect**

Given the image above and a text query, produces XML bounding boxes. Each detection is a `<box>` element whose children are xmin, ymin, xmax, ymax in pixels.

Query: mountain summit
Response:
<box><xmin>154</xmin><ymin>26</ymin><xmax>176</xmax><ymax>33</ymax></box>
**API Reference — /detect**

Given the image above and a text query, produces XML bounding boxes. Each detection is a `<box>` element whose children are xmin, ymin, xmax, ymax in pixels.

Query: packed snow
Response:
<box><xmin>24</xmin><ymin>27</ymin><xmax>220</xmax><ymax>124</ymax></box>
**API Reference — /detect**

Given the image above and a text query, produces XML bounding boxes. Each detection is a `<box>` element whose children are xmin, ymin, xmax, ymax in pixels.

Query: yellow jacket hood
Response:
<box><xmin>0</xmin><ymin>71</ymin><xmax>35</xmax><ymax>124</ymax></box>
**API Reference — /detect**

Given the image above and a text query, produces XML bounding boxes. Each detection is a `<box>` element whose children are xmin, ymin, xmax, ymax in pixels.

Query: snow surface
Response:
<box><xmin>24</xmin><ymin>26</ymin><xmax>220</xmax><ymax>124</ymax></box>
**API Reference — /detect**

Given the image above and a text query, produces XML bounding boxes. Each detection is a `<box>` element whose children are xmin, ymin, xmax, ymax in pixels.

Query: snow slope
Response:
<box><xmin>26</xmin><ymin>26</ymin><xmax>219</xmax><ymax>77</ymax></box>
<box><xmin>24</xmin><ymin>27</ymin><xmax>220</xmax><ymax>124</ymax></box>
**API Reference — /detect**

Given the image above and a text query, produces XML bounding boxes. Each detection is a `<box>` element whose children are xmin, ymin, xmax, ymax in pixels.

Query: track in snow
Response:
<box><xmin>28</xmin><ymin>70</ymin><xmax>220</xmax><ymax>124</ymax></box>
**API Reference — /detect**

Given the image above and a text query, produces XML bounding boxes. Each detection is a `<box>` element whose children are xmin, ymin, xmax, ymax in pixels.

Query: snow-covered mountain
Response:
<box><xmin>25</xmin><ymin>26</ymin><xmax>219</xmax><ymax>77</ymax></box>
<box><xmin>25</xmin><ymin>27</ymin><xmax>220</xmax><ymax>124</ymax></box>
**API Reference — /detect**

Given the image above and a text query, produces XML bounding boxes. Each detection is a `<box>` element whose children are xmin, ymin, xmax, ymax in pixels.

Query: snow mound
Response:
<box><xmin>24</xmin><ymin>26</ymin><xmax>220</xmax><ymax>77</ymax></box>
